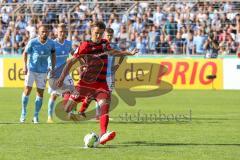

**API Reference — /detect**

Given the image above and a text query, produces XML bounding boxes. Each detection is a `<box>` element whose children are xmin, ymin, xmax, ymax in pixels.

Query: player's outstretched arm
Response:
<box><xmin>109</xmin><ymin>48</ymin><xmax>138</xmax><ymax>56</ymax></box>
<box><xmin>118</xmin><ymin>56</ymin><xmax>125</xmax><ymax>64</ymax></box>
<box><xmin>56</xmin><ymin>56</ymin><xmax>78</xmax><ymax>87</ymax></box>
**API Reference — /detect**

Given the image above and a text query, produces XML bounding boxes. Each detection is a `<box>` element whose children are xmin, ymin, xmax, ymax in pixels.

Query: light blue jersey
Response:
<box><xmin>106</xmin><ymin>42</ymin><xmax>121</xmax><ymax>91</ymax></box>
<box><xmin>107</xmin><ymin>42</ymin><xmax>120</xmax><ymax>78</ymax></box>
<box><xmin>25</xmin><ymin>37</ymin><xmax>55</xmax><ymax>73</ymax></box>
<box><xmin>48</xmin><ymin>39</ymin><xmax>72</xmax><ymax>78</ymax></box>
<box><xmin>193</xmin><ymin>35</ymin><xmax>207</xmax><ymax>54</ymax></box>
<box><xmin>53</xmin><ymin>39</ymin><xmax>72</xmax><ymax>68</ymax></box>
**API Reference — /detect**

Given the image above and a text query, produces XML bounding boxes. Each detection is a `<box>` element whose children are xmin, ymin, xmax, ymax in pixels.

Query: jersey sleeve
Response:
<box><xmin>73</xmin><ymin>42</ymin><xmax>89</xmax><ymax>58</ymax></box>
<box><xmin>24</xmin><ymin>40</ymin><xmax>33</xmax><ymax>54</ymax></box>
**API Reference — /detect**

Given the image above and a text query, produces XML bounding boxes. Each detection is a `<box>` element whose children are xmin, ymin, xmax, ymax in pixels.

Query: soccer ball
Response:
<box><xmin>84</xmin><ymin>132</ymin><xmax>99</xmax><ymax>148</ymax></box>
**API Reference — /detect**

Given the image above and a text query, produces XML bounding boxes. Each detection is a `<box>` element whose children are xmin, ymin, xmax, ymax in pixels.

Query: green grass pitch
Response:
<box><xmin>0</xmin><ymin>88</ymin><xmax>240</xmax><ymax>160</ymax></box>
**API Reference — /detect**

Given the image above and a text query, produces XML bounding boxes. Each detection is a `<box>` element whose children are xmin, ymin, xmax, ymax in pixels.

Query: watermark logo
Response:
<box><xmin>53</xmin><ymin>56</ymin><xmax>173</xmax><ymax>121</ymax></box>
<box><xmin>118</xmin><ymin>110</ymin><xmax>192</xmax><ymax>123</ymax></box>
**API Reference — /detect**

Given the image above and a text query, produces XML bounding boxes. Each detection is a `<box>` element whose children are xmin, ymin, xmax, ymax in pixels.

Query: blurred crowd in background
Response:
<box><xmin>0</xmin><ymin>0</ymin><xmax>240</xmax><ymax>56</ymax></box>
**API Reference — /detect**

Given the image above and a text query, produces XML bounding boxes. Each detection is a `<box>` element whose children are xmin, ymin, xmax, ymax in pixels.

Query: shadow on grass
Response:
<box><xmin>0</xmin><ymin>119</ymin><xmax>192</xmax><ymax>125</ymax></box>
<box><xmin>1</xmin><ymin>117</ymin><xmax>239</xmax><ymax>125</ymax></box>
<box><xmin>0</xmin><ymin>118</ymin><xmax>236</xmax><ymax>125</ymax></box>
<box><xmin>108</xmin><ymin>121</ymin><xmax>191</xmax><ymax>124</ymax></box>
<box><xmin>105</xmin><ymin>141</ymin><xmax>240</xmax><ymax>148</ymax></box>
<box><xmin>0</xmin><ymin>122</ymin><xmax>88</xmax><ymax>125</ymax></box>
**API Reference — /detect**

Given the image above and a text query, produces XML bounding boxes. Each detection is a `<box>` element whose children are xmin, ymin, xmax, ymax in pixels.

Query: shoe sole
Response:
<box><xmin>32</xmin><ymin>120</ymin><xmax>39</xmax><ymax>124</ymax></box>
<box><xmin>20</xmin><ymin>117</ymin><xmax>26</xmax><ymax>123</ymax></box>
<box><xmin>100</xmin><ymin>132</ymin><xmax>116</xmax><ymax>145</ymax></box>
<box><xmin>47</xmin><ymin>118</ymin><xmax>54</xmax><ymax>123</ymax></box>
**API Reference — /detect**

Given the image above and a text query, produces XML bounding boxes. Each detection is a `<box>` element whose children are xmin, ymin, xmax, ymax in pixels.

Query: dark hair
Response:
<box><xmin>189</xmin><ymin>30</ymin><xmax>194</xmax><ymax>34</ymax></box>
<box><xmin>90</xmin><ymin>21</ymin><xmax>106</xmax><ymax>30</ymax></box>
<box><xmin>106</xmin><ymin>28</ymin><xmax>114</xmax><ymax>34</ymax></box>
<box><xmin>38</xmin><ymin>24</ymin><xmax>48</xmax><ymax>30</ymax></box>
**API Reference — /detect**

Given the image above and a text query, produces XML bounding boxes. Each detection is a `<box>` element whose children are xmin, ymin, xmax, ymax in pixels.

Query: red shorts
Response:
<box><xmin>70</xmin><ymin>80</ymin><xmax>110</xmax><ymax>103</ymax></box>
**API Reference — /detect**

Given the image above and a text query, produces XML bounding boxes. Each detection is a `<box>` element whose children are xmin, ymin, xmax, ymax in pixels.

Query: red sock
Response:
<box><xmin>79</xmin><ymin>98</ymin><xmax>89</xmax><ymax>113</ymax></box>
<box><xmin>62</xmin><ymin>92</ymin><xmax>76</xmax><ymax>112</ymax></box>
<box><xmin>99</xmin><ymin>103</ymin><xmax>110</xmax><ymax>135</ymax></box>
<box><xmin>63</xmin><ymin>92</ymin><xmax>71</xmax><ymax>106</ymax></box>
<box><xmin>100</xmin><ymin>114</ymin><xmax>109</xmax><ymax>136</ymax></box>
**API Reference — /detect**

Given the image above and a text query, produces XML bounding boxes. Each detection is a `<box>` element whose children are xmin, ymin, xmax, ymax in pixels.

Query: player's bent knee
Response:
<box><xmin>36</xmin><ymin>88</ymin><xmax>44</xmax><ymax>97</ymax></box>
<box><xmin>64</xmin><ymin>99</ymin><xmax>77</xmax><ymax>112</ymax></box>
<box><xmin>98</xmin><ymin>99</ymin><xmax>110</xmax><ymax>115</ymax></box>
<box><xmin>24</xmin><ymin>86</ymin><xmax>32</xmax><ymax>96</ymax></box>
<box><xmin>98</xmin><ymin>99</ymin><xmax>106</xmax><ymax>106</ymax></box>
<box><xmin>98</xmin><ymin>99</ymin><xmax>111</xmax><ymax>106</ymax></box>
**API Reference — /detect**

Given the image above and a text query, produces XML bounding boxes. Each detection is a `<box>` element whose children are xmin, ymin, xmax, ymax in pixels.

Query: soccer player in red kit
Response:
<box><xmin>56</xmin><ymin>21</ymin><xmax>137</xmax><ymax>145</ymax></box>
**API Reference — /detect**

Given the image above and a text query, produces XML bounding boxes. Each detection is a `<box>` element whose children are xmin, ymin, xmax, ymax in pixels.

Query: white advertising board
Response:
<box><xmin>224</xmin><ymin>59</ymin><xmax>240</xmax><ymax>89</ymax></box>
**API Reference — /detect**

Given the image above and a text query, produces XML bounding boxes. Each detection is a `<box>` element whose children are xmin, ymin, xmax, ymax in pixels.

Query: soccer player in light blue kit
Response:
<box><xmin>20</xmin><ymin>25</ymin><xmax>56</xmax><ymax>124</ymax></box>
<box><xmin>47</xmin><ymin>23</ymin><xmax>74</xmax><ymax>123</ymax></box>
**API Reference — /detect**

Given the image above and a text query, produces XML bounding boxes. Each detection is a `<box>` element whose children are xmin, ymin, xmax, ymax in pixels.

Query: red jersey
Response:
<box><xmin>73</xmin><ymin>39</ymin><xmax>112</xmax><ymax>84</ymax></box>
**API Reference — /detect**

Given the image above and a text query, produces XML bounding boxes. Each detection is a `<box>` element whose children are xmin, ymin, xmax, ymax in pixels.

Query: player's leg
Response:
<box><xmin>20</xmin><ymin>71</ymin><xmax>34</xmax><ymax>123</ymax></box>
<box><xmin>64</xmin><ymin>98</ymin><xmax>80</xmax><ymax>121</ymax></box>
<box><xmin>58</xmin><ymin>91</ymin><xmax>78</xmax><ymax>121</ymax></box>
<box><xmin>47</xmin><ymin>74</ymin><xmax>75</xmax><ymax>122</ymax></box>
<box><xmin>63</xmin><ymin>87</ymin><xmax>83</xmax><ymax>120</ymax></box>
<box><xmin>78</xmin><ymin>86</ymin><xmax>103</xmax><ymax>119</ymax></box>
<box><xmin>76</xmin><ymin>97</ymin><xmax>88</xmax><ymax>118</ymax></box>
<box><xmin>97</xmin><ymin>77</ymin><xmax>112</xmax><ymax>121</ymax></box>
<box><xmin>78</xmin><ymin>96</ymin><xmax>94</xmax><ymax>116</ymax></box>
<box><xmin>95</xmin><ymin>90</ymin><xmax>116</xmax><ymax>144</ymax></box>
<box><xmin>97</xmin><ymin>98</ymin><xmax>116</xmax><ymax>144</ymax></box>
<box><xmin>20</xmin><ymin>86</ymin><xmax>32</xmax><ymax>123</ymax></box>
<box><xmin>105</xmin><ymin>71</ymin><xmax>115</xmax><ymax>121</ymax></box>
<box><xmin>33</xmin><ymin>88</ymin><xmax>44</xmax><ymax>123</ymax></box>
<box><xmin>98</xmin><ymin>98</ymin><xmax>110</xmax><ymax>135</ymax></box>
<box><xmin>64</xmin><ymin>98</ymin><xmax>78</xmax><ymax>113</ymax></box>
<box><xmin>60</xmin><ymin>75</ymin><xmax>76</xmax><ymax>112</ymax></box>
<box><xmin>33</xmin><ymin>73</ymin><xmax>47</xmax><ymax>123</ymax></box>
<box><xmin>63</xmin><ymin>91</ymin><xmax>71</xmax><ymax>106</ymax></box>
<box><xmin>47</xmin><ymin>91</ymin><xmax>58</xmax><ymax>123</ymax></box>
